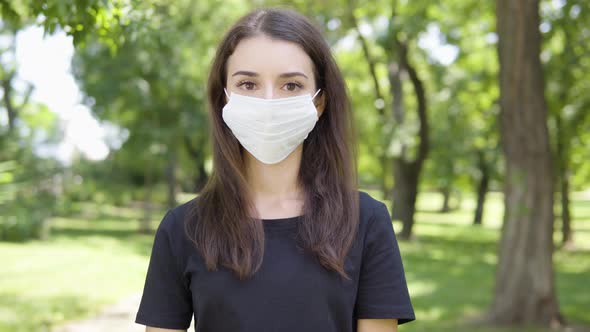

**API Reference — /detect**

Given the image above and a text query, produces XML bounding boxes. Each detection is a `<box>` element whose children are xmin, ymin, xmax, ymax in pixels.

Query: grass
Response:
<box><xmin>0</xmin><ymin>203</ymin><xmax>163</xmax><ymax>332</ymax></box>
<box><xmin>0</xmin><ymin>191</ymin><xmax>589</xmax><ymax>332</ymax></box>
<box><xmin>368</xmin><ymin>189</ymin><xmax>590</xmax><ymax>332</ymax></box>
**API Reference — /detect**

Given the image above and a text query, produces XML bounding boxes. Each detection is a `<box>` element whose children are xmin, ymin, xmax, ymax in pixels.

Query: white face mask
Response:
<box><xmin>222</xmin><ymin>88</ymin><xmax>322</xmax><ymax>164</ymax></box>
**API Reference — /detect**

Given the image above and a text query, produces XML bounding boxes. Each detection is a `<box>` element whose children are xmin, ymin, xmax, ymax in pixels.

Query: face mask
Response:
<box><xmin>222</xmin><ymin>88</ymin><xmax>322</xmax><ymax>164</ymax></box>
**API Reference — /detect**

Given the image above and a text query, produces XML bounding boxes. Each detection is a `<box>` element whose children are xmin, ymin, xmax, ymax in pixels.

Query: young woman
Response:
<box><xmin>135</xmin><ymin>7</ymin><xmax>415</xmax><ymax>332</ymax></box>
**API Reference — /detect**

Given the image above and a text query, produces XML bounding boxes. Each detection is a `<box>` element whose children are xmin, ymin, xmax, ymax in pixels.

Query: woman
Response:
<box><xmin>135</xmin><ymin>7</ymin><xmax>415</xmax><ymax>332</ymax></box>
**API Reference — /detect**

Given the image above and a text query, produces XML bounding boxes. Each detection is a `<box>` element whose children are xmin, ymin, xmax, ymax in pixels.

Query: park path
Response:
<box><xmin>52</xmin><ymin>293</ymin><xmax>195</xmax><ymax>332</ymax></box>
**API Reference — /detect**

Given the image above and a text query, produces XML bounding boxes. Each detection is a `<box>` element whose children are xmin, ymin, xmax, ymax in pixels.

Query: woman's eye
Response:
<box><xmin>238</xmin><ymin>81</ymin><xmax>256</xmax><ymax>90</ymax></box>
<box><xmin>284</xmin><ymin>82</ymin><xmax>303</xmax><ymax>92</ymax></box>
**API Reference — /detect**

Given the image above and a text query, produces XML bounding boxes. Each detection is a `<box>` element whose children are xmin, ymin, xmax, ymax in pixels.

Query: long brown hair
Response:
<box><xmin>185</xmin><ymin>7</ymin><xmax>359</xmax><ymax>281</ymax></box>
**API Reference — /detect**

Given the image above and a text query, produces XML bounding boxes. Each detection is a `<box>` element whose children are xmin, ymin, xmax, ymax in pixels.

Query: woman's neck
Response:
<box><xmin>245</xmin><ymin>144</ymin><xmax>304</xmax><ymax>201</ymax></box>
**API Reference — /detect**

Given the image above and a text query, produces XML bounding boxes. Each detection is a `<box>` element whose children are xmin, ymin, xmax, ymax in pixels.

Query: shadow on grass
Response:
<box><xmin>397</xmin><ymin>222</ymin><xmax>590</xmax><ymax>332</ymax></box>
<box><xmin>47</xmin><ymin>207</ymin><xmax>163</xmax><ymax>258</ymax></box>
<box><xmin>62</xmin><ymin>200</ymin><xmax>166</xmax><ymax>223</ymax></box>
<box><xmin>401</xmin><ymin>233</ymin><xmax>496</xmax><ymax>331</ymax></box>
<box><xmin>52</xmin><ymin>224</ymin><xmax>156</xmax><ymax>257</ymax></box>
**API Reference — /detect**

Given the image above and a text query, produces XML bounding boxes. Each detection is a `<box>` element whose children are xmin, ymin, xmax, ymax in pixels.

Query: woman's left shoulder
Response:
<box><xmin>357</xmin><ymin>190</ymin><xmax>391</xmax><ymax>228</ymax></box>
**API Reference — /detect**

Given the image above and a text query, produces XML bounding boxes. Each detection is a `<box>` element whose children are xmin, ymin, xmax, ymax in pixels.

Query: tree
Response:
<box><xmin>0</xmin><ymin>0</ymin><xmax>126</xmax><ymax>46</ymax></box>
<box><xmin>487</xmin><ymin>0</ymin><xmax>563</xmax><ymax>326</ymax></box>
<box><xmin>0</xmin><ymin>19</ymin><xmax>61</xmax><ymax>242</ymax></box>
<box><xmin>433</xmin><ymin>0</ymin><xmax>501</xmax><ymax>226</ymax></box>
<box><xmin>71</xmin><ymin>1</ymin><xmax>241</xmax><ymax>230</ymax></box>
<box><xmin>340</xmin><ymin>0</ymin><xmax>431</xmax><ymax>240</ymax></box>
<box><xmin>388</xmin><ymin>18</ymin><xmax>430</xmax><ymax>240</ymax></box>
<box><xmin>543</xmin><ymin>0</ymin><xmax>590</xmax><ymax>248</ymax></box>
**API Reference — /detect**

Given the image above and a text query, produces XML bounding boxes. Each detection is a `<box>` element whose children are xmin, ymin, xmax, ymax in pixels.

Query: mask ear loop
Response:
<box><xmin>224</xmin><ymin>88</ymin><xmax>231</xmax><ymax>99</ymax></box>
<box><xmin>311</xmin><ymin>89</ymin><xmax>322</xmax><ymax>101</ymax></box>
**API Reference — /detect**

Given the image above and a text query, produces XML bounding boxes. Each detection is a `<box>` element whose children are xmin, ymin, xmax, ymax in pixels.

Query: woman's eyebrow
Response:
<box><xmin>232</xmin><ymin>70</ymin><xmax>258</xmax><ymax>77</ymax></box>
<box><xmin>231</xmin><ymin>71</ymin><xmax>308</xmax><ymax>79</ymax></box>
<box><xmin>279</xmin><ymin>72</ymin><xmax>308</xmax><ymax>79</ymax></box>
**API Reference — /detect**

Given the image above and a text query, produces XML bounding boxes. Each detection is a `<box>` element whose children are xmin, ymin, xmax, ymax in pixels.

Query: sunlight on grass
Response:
<box><xmin>406</xmin><ymin>280</ymin><xmax>438</xmax><ymax>297</ymax></box>
<box><xmin>0</xmin><ymin>206</ymin><xmax>164</xmax><ymax>332</ymax></box>
<box><xmin>379</xmin><ymin>190</ymin><xmax>590</xmax><ymax>331</ymax></box>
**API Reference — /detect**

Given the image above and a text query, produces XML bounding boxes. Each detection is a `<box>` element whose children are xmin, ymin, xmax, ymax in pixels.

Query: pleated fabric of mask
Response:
<box><xmin>222</xmin><ymin>88</ymin><xmax>321</xmax><ymax>164</ymax></box>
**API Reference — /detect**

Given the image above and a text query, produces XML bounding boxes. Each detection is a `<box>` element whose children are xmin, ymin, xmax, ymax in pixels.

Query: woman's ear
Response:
<box><xmin>314</xmin><ymin>91</ymin><xmax>326</xmax><ymax>118</ymax></box>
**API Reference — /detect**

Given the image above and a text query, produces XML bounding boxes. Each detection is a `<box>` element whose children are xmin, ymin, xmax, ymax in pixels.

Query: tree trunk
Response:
<box><xmin>392</xmin><ymin>160</ymin><xmax>419</xmax><ymax>239</ymax></box>
<box><xmin>440</xmin><ymin>186</ymin><xmax>451</xmax><ymax>213</ymax></box>
<box><xmin>555</xmin><ymin>113</ymin><xmax>573</xmax><ymax>247</ymax></box>
<box><xmin>487</xmin><ymin>0</ymin><xmax>563</xmax><ymax>326</ymax></box>
<box><xmin>473</xmin><ymin>150</ymin><xmax>489</xmax><ymax>226</ymax></box>
<box><xmin>388</xmin><ymin>38</ymin><xmax>429</xmax><ymax>238</ymax></box>
<box><xmin>2</xmin><ymin>75</ymin><xmax>17</xmax><ymax>133</ymax></box>
<box><xmin>560</xmin><ymin>171</ymin><xmax>572</xmax><ymax>247</ymax></box>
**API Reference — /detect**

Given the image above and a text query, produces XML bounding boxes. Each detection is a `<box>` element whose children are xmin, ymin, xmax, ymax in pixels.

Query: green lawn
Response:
<box><xmin>376</xmin><ymin>189</ymin><xmax>590</xmax><ymax>332</ymax></box>
<box><xmin>0</xmin><ymin>203</ymin><xmax>162</xmax><ymax>332</ymax></box>
<box><xmin>0</xmin><ymin>191</ymin><xmax>589</xmax><ymax>332</ymax></box>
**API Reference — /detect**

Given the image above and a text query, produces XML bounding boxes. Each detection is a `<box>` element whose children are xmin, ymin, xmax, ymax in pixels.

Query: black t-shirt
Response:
<box><xmin>135</xmin><ymin>190</ymin><xmax>415</xmax><ymax>331</ymax></box>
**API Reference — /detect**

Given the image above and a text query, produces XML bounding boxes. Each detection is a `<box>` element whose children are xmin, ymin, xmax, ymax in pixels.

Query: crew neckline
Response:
<box><xmin>261</xmin><ymin>215</ymin><xmax>302</xmax><ymax>221</ymax></box>
<box><xmin>260</xmin><ymin>215</ymin><xmax>303</xmax><ymax>231</ymax></box>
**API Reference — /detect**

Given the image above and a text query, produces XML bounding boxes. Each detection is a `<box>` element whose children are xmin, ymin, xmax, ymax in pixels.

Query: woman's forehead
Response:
<box><xmin>227</xmin><ymin>35</ymin><xmax>315</xmax><ymax>78</ymax></box>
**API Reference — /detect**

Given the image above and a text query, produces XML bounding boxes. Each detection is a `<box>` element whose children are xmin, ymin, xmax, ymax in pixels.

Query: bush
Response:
<box><xmin>0</xmin><ymin>192</ymin><xmax>55</xmax><ymax>242</ymax></box>
<box><xmin>0</xmin><ymin>158</ymin><xmax>58</xmax><ymax>242</ymax></box>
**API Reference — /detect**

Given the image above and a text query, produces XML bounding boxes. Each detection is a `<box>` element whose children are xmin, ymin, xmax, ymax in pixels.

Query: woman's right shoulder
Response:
<box><xmin>171</xmin><ymin>196</ymin><xmax>199</xmax><ymax>219</ymax></box>
<box><xmin>157</xmin><ymin>196</ymin><xmax>200</xmax><ymax>235</ymax></box>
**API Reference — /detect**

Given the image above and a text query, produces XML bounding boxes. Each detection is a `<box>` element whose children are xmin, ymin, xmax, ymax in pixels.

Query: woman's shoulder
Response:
<box><xmin>170</xmin><ymin>196</ymin><xmax>199</xmax><ymax>219</ymax></box>
<box><xmin>156</xmin><ymin>196</ymin><xmax>199</xmax><ymax>236</ymax></box>
<box><xmin>356</xmin><ymin>190</ymin><xmax>395</xmax><ymax>242</ymax></box>
<box><xmin>357</xmin><ymin>190</ymin><xmax>390</xmax><ymax>222</ymax></box>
